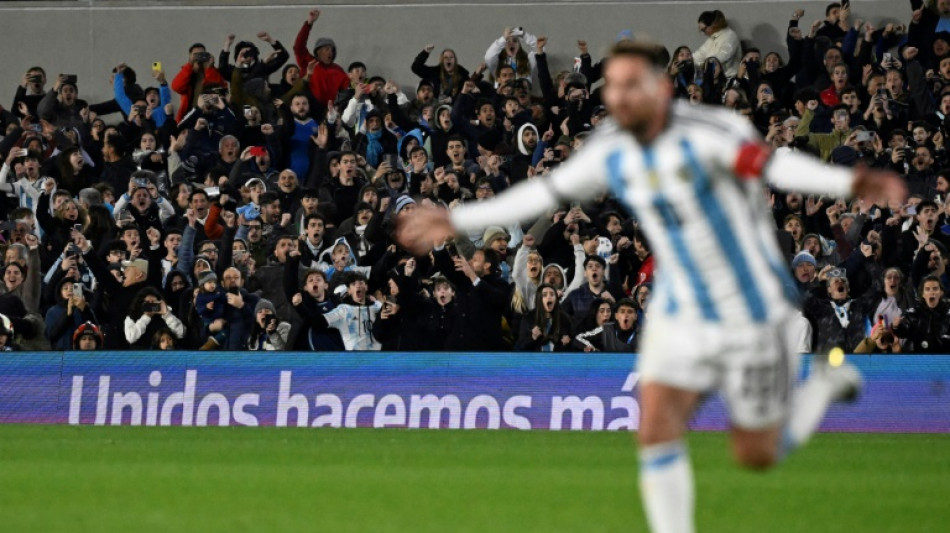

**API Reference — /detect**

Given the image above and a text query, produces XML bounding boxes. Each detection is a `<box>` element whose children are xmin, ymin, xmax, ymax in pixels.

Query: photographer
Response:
<box><xmin>171</xmin><ymin>43</ymin><xmax>227</xmax><ymax>123</ymax></box>
<box><xmin>247</xmin><ymin>298</ymin><xmax>289</xmax><ymax>350</ymax></box>
<box><xmin>853</xmin><ymin>319</ymin><xmax>902</xmax><ymax>353</ymax></box>
<box><xmin>123</xmin><ymin>286</ymin><xmax>185</xmax><ymax>350</ymax></box>
<box><xmin>44</xmin><ymin>277</ymin><xmax>98</xmax><ymax>350</ymax></box>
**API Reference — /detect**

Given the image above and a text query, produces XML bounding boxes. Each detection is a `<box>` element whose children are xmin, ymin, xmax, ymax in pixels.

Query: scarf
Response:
<box><xmin>365</xmin><ymin>130</ymin><xmax>384</xmax><ymax>167</ymax></box>
<box><xmin>830</xmin><ymin>299</ymin><xmax>852</xmax><ymax>329</ymax></box>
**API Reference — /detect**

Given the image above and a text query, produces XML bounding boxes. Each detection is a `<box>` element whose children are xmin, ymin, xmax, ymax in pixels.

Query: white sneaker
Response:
<box><xmin>819</xmin><ymin>362</ymin><xmax>863</xmax><ymax>403</ymax></box>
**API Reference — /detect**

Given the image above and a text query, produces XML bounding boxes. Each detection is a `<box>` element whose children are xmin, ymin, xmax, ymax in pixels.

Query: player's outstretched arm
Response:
<box><xmin>755</xmin><ymin>147</ymin><xmax>906</xmax><ymax>205</ymax></box>
<box><xmin>397</xmin><ymin>143</ymin><xmax>608</xmax><ymax>255</ymax></box>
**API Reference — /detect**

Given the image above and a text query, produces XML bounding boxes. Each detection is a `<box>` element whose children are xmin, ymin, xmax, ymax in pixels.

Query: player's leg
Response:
<box><xmin>636</xmin><ymin>318</ymin><xmax>715</xmax><ymax>533</ymax></box>
<box><xmin>729</xmin><ymin>425</ymin><xmax>782</xmax><ymax>469</ymax></box>
<box><xmin>782</xmin><ymin>354</ymin><xmax>862</xmax><ymax>456</ymax></box>
<box><xmin>722</xmin><ymin>320</ymin><xmax>797</xmax><ymax>469</ymax></box>
<box><xmin>638</xmin><ymin>382</ymin><xmax>702</xmax><ymax>533</ymax></box>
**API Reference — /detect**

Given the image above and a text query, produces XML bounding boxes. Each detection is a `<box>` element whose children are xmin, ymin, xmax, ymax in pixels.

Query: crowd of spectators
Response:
<box><xmin>0</xmin><ymin>3</ymin><xmax>948</xmax><ymax>354</ymax></box>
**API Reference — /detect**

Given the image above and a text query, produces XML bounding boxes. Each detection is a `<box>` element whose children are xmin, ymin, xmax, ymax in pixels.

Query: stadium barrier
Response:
<box><xmin>1</xmin><ymin>351</ymin><xmax>947</xmax><ymax>432</ymax></box>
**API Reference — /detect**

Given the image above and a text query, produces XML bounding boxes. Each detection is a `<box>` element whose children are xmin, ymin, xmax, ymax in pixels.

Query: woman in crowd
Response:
<box><xmin>515</xmin><ymin>283</ymin><xmax>571</xmax><ymax>351</ymax></box>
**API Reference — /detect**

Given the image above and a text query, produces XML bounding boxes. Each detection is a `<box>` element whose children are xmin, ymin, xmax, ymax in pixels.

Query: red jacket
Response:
<box><xmin>170</xmin><ymin>64</ymin><xmax>227</xmax><ymax>123</ymax></box>
<box><xmin>292</xmin><ymin>22</ymin><xmax>350</xmax><ymax>106</ymax></box>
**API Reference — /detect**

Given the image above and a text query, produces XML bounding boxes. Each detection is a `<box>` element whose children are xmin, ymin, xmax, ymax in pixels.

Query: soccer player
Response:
<box><xmin>397</xmin><ymin>40</ymin><xmax>907</xmax><ymax>533</ymax></box>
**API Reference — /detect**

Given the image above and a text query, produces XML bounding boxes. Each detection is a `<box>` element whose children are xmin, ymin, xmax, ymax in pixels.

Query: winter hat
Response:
<box><xmin>791</xmin><ymin>251</ymin><xmax>817</xmax><ymax>269</ymax></box>
<box><xmin>393</xmin><ymin>195</ymin><xmax>416</xmax><ymax>215</ymax></box>
<box><xmin>482</xmin><ymin>226</ymin><xmax>509</xmax><ymax>246</ymax></box>
<box><xmin>197</xmin><ymin>270</ymin><xmax>218</xmax><ymax>286</ymax></box>
<box><xmin>830</xmin><ymin>145</ymin><xmax>858</xmax><ymax>167</ymax></box>
<box><xmin>255</xmin><ymin>298</ymin><xmax>276</xmax><ymax>315</ymax></box>
<box><xmin>313</xmin><ymin>37</ymin><xmax>337</xmax><ymax>60</ymax></box>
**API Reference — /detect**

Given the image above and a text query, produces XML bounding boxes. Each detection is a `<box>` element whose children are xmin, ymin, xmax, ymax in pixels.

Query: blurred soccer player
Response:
<box><xmin>397</xmin><ymin>40</ymin><xmax>906</xmax><ymax>533</ymax></box>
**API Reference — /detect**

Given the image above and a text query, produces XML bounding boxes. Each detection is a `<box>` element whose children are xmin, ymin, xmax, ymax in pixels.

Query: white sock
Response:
<box><xmin>783</xmin><ymin>373</ymin><xmax>837</xmax><ymax>456</ymax></box>
<box><xmin>639</xmin><ymin>440</ymin><xmax>694</xmax><ymax>533</ymax></box>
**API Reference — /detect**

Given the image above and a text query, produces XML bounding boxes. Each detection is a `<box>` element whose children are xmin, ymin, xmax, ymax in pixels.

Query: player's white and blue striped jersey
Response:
<box><xmin>451</xmin><ymin>101</ymin><xmax>855</xmax><ymax>325</ymax></box>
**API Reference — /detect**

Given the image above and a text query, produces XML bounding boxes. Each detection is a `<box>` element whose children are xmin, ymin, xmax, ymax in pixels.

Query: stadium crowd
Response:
<box><xmin>0</xmin><ymin>3</ymin><xmax>948</xmax><ymax>353</ymax></box>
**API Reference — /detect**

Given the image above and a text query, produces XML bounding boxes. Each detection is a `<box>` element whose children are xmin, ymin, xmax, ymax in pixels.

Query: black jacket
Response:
<box><xmin>893</xmin><ymin>298</ymin><xmax>950</xmax><ymax>353</ymax></box>
<box><xmin>435</xmin><ymin>248</ymin><xmax>509</xmax><ymax>351</ymax></box>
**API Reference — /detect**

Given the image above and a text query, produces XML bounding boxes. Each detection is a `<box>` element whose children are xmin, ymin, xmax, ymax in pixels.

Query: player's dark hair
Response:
<box><xmin>608</xmin><ymin>41</ymin><xmax>669</xmax><ymax>71</ymax></box>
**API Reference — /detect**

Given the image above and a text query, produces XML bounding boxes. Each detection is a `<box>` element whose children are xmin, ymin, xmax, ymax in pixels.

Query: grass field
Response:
<box><xmin>1</xmin><ymin>426</ymin><xmax>948</xmax><ymax>532</ymax></box>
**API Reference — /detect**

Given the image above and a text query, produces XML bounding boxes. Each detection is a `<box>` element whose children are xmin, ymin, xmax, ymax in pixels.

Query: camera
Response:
<box><xmin>880</xmin><ymin>330</ymin><xmax>895</xmax><ymax>345</ymax></box>
<box><xmin>236</xmin><ymin>202</ymin><xmax>261</xmax><ymax>221</ymax></box>
<box><xmin>134</xmin><ymin>105</ymin><xmax>147</xmax><ymax>115</ymax></box>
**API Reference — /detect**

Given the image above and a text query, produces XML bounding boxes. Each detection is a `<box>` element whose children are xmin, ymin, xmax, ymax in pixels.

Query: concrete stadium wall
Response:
<box><xmin>0</xmin><ymin>0</ymin><xmax>905</xmax><ymax>117</ymax></box>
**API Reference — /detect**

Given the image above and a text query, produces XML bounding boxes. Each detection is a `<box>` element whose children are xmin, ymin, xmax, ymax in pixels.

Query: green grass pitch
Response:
<box><xmin>1</xmin><ymin>426</ymin><xmax>948</xmax><ymax>532</ymax></box>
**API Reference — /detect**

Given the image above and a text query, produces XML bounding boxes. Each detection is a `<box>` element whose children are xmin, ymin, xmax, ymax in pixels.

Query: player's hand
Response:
<box><xmin>395</xmin><ymin>205</ymin><xmax>455</xmax><ymax>256</ymax></box>
<box><xmin>852</xmin><ymin>166</ymin><xmax>907</xmax><ymax>208</ymax></box>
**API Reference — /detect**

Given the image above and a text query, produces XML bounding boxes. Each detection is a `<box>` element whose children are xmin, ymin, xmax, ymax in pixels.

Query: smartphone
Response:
<box><xmin>72</xmin><ymin>283</ymin><xmax>83</xmax><ymax>299</ymax></box>
<box><xmin>17</xmin><ymin>148</ymin><xmax>29</xmax><ymax>157</ymax></box>
<box><xmin>72</xmin><ymin>223</ymin><xmax>82</xmax><ymax>233</ymax></box>
<box><xmin>62</xmin><ymin>75</ymin><xmax>77</xmax><ymax>85</ymax></box>
<box><xmin>382</xmin><ymin>154</ymin><xmax>396</xmax><ymax>168</ymax></box>
<box><xmin>855</xmin><ymin>131</ymin><xmax>873</xmax><ymax>143</ymax></box>
<box><xmin>194</xmin><ymin>51</ymin><xmax>213</xmax><ymax>63</ymax></box>
<box><xmin>248</xmin><ymin>146</ymin><xmax>267</xmax><ymax>158</ymax></box>
<box><xmin>27</xmin><ymin>74</ymin><xmax>42</xmax><ymax>83</ymax></box>
<box><xmin>882</xmin><ymin>53</ymin><xmax>892</xmax><ymax>65</ymax></box>
<box><xmin>243</xmin><ymin>105</ymin><xmax>253</xmax><ymax>118</ymax></box>
<box><xmin>445</xmin><ymin>242</ymin><xmax>459</xmax><ymax>258</ymax></box>
<box><xmin>205</xmin><ymin>186</ymin><xmax>220</xmax><ymax>197</ymax></box>
<box><xmin>152</xmin><ymin>61</ymin><xmax>162</xmax><ymax>71</ymax></box>
<box><xmin>143</xmin><ymin>302</ymin><xmax>162</xmax><ymax>313</ymax></box>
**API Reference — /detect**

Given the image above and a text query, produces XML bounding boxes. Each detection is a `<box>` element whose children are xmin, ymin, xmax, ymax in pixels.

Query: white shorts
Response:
<box><xmin>637</xmin><ymin>311</ymin><xmax>799</xmax><ymax>430</ymax></box>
